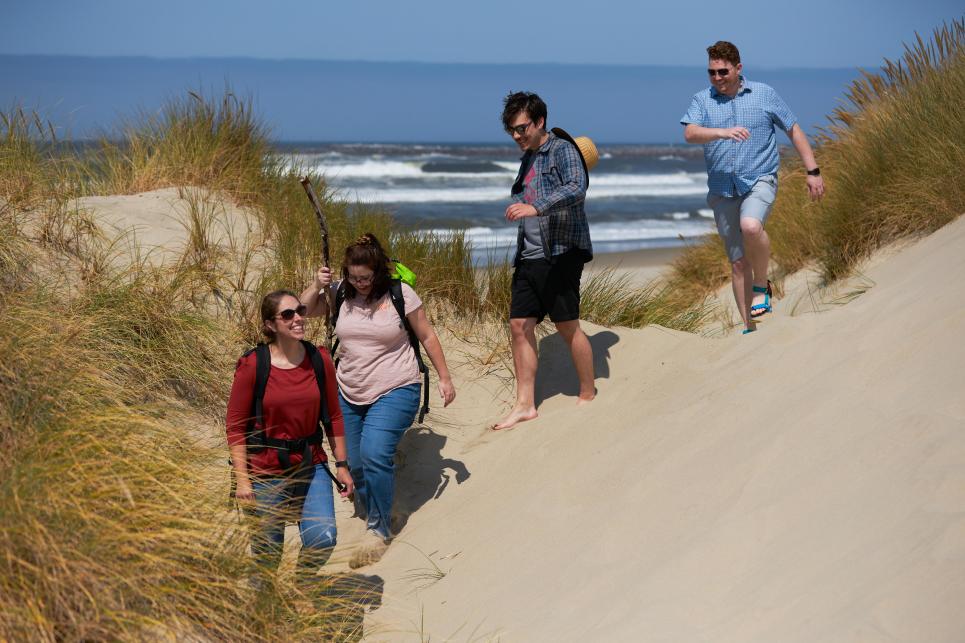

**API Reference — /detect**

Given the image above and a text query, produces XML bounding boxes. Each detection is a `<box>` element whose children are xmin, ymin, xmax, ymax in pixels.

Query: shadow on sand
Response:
<box><xmin>391</xmin><ymin>425</ymin><xmax>470</xmax><ymax>535</ymax></box>
<box><xmin>534</xmin><ymin>329</ymin><xmax>619</xmax><ymax>407</ymax></box>
<box><xmin>308</xmin><ymin>572</ymin><xmax>385</xmax><ymax>641</ymax></box>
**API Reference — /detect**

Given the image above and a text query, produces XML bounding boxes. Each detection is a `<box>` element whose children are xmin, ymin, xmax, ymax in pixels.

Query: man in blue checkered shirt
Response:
<box><xmin>494</xmin><ymin>91</ymin><xmax>595</xmax><ymax>430</ymax></box>
<box><xmin>681</xmin><ymin>41</ymin><xmax>825</xmax><ymax>334</ymax></box>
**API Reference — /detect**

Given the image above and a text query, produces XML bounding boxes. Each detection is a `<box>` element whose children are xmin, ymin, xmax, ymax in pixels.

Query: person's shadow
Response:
<box><xmin>390</xmin><ymin>425</ymin><xmax>470</xmax><ymax>534</ymax></box>
<box><xmin>307</xmin><ymin>572</ymin><xmax>385</xmax><ymax>641</ymax></box>
<box><xmin>534</xmin><ymin>329</ymin><xmax>619</xmax><ymax>407</ymax></box>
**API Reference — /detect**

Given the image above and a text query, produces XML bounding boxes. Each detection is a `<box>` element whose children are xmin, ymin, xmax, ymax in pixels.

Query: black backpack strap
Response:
<box><xmin>301</xmin><ymin>340</ymin><xmax>332</xmax><ymax>432</ymax></box>
<box><xmin>389</xmin><ymin>280</ymin><xmax>430</xmax><ymax>423</ymax></box>
<box><xmin>245</xmin><ymin>343</ymin><xmax>271</xmax><ymax>452</ymax></box>
<box><xmin>330</xmin><ymin>282</ymin><xmax>347</xmax><ymax>365</ymax></box>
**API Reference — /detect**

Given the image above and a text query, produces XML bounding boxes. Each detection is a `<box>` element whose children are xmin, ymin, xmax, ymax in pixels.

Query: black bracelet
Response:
<box><xmin>334</xmin><ymin>460</ymin><xmax>349</xmax><ymax>469</ymax></box>
<box><xmin>806</xmin><ymin>167</ymin><xmax>821</xmax><ymax>176</ymax></box>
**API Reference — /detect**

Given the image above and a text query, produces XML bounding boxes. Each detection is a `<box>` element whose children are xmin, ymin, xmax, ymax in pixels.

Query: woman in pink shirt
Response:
<box><xmin>301</xmin><ymin>234</ymin><xmax>455</xmax><ymax>568</ymax></box>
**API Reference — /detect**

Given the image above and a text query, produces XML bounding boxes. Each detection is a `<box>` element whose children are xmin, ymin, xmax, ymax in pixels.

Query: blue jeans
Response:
<box><xmin>339</xmin><ymin>383</ymin><xmax>420</xmax><ymax>539</ymax></box>
<box><xmin>248</xmin><ymin>464</ymin><xmax>337</xmax><ymax>572</ymax></box>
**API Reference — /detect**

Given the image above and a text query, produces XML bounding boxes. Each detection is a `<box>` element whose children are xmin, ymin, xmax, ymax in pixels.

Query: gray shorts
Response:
<box><xmin>707</xmin><ymin>175</ymin><xmax>778</xmax><ymax>263</ymax></box>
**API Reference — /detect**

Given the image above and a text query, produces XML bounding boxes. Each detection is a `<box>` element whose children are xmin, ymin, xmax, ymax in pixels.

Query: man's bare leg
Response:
<box><xmin>730</xmin><ymin>256</ymin><xmax>755</xmax><ymax>331</ymax></box>
<box><xmin>554</xmin><ymin>319</ymin><xmax>595</xmax><ymax>404</ymax></box>
<box><xmin>741</xmin><ymin>217</ymin><xmax>771</xmax><ymax>311</ymax></box>
<box><xmin>493</xmin><ymin>317</ymin><xmax>540</xmax><ymax>430</ymax></box>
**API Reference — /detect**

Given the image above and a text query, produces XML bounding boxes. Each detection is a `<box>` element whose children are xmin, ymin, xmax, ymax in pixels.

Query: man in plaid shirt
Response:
<box><xmin>494</xmin><ymin>91</ymin><xmax>595</xmax><ymax>431</ymax></box>
<box><xmin>682</xmin><ymin>41</ymin><xmax>825</xmax><ymax>334</ymax></box>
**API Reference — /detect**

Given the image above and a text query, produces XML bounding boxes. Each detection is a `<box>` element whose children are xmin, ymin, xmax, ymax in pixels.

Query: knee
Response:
<box><xmin>301</xmin><ymin>524</ymin><xmax>337</xmax><ymax>551</ymax></box>
<box><xmin>740</xmin><ymin>218</ymin><xmax>763</xmax><ymax>238</ymax></box>
<box><xmin>360</xmin><ymin>442</ymin><xmax>394</xmax><ymax>473</ymax></box>
<box><xmin>731</xmin><ymin>257</ymin><xmax>748</xmax><ymax>274</ymax></box>
<box><xmin>509</xmin><ymin>318</ymin><xmax>532</xmax><ymax>338</ymax></box>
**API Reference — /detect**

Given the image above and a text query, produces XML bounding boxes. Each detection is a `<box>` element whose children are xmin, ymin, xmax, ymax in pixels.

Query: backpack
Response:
<box><xmin>331</xmin><ymin>278</ymin><xmax>430</xmax><ymax>423</ymax></box>
<box><xmin>240</xmin><ymin>340</ymin><xmax>338</xmax><ymax>499</ymax></box>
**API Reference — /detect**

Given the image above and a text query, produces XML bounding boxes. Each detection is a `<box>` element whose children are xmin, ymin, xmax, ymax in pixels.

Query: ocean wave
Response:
<box><xmin>425</xmin><ymin>219</ymin><xmax>714</xmax><ymax>250</ymax></box>
<box><xmin>337</xmin><ymin>181</ymin><xmax>706</xmax><ymax>203</ymax></box>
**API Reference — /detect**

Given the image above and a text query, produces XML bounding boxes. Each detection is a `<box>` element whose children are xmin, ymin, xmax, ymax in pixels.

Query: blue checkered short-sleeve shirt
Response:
<box><xmin>680</xmin><ymin>78</ymin><xmax>797</xmax><ymax>197</ymax></box>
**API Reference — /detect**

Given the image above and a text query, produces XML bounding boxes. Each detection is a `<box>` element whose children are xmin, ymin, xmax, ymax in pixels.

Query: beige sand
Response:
<box><xmin>360</xmin><ymin>218</ymin><xmax>965</xmax><ymax>641</ymax></box>
<box><xmin>81</xmin><ymin>192</ymin><xmax>965</xmax><ymax>641</ymax></box>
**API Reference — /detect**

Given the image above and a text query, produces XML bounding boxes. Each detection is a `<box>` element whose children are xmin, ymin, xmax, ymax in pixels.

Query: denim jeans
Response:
<box><xmin>339</xmin><ymin>383</ymin><xmax>420</xmax><ymax>539</ymax></box>
<box><xmin>248</xmin><ymin>464</ymin><xmax>337</xmax><ymax>573</ymax></box>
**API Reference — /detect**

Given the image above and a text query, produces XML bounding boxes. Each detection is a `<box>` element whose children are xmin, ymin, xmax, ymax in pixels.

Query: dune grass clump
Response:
<box><xmin>82</xmin><ymin>91</ymin><xmax>274</xmax><ymax>200</ymax></box>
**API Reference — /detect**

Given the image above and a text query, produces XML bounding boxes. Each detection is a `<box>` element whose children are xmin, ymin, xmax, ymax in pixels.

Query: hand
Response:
<box><xmin>336</xmin><ymin>468</ymin><xmax>354</xmax><ymax>498</ymax></box>
<box><xmin>806</xmin><ymin>175</ymin><xmax>825</xmax><ymax>201</ymax></box>
<box><xmin>314</xmin><ymin>266</ymin><xmax>333</xmax><ymax>289</ymax></box>
<box><xmin>505</xmin><ymin>203</ymin><xmax>538</xmax><ymax>222</ymax></box>
<box><xmin>437</xmin><ymin>378</ymin><xmax>456</xmax><ymax>407</ymax></box>
<box><xmin>720</xmin><ymin>127</ymin><xmax>750</xmax><ymax>142</ymax></box>
<box><xmin>234</xmin><ymin>477</ymin><xmax>256</xmax><ymax>506</ymax></box>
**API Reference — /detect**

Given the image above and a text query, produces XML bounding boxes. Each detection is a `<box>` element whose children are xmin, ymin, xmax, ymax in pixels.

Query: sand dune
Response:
<box><xmin>73</xmin><ymin>190</ymin><xmax>963</xmax><ymax>639</ymax></box>
<box><xmin>363</xmin><ymin>217</ymin><xmax>965</xmax><ymax>641</ymax></box>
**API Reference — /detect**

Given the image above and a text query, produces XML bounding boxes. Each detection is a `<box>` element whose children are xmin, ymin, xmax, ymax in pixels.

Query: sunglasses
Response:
<box><xmin>346</xmin><ymin>273</ymin><xmax>374</xmax><ymax>285</ymax></box>
<box><xmin>506</xmin><ymin>121</ymin><xmax>532</xmax><ymax>136</ymax></box>
<box><xmin>708</xmin><ymin>68</ymin><xmax>731</xmax><ymax>77</ymax></box>
<box><xmin>275</xmin><ymin>304</ymin><xmax>307</xmax><ymax>321</ymax></box>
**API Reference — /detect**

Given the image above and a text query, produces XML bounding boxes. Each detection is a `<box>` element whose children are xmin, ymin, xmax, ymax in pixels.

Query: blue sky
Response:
<box><xmin>2</xmin><ymin>2</ymin><xmax>961</xmax><ymax>142</ymax></box>
<box><xmin>4</xmin><ymin>0</ymin><xmax>961</xmax><ymax>68</ymax></box>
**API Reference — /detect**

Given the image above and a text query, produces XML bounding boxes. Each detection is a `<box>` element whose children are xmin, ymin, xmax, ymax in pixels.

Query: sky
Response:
<box><xmin>3</xmin><ymin>0</ymin><xmax>961</xmax><ymax>68</ymax></box>
<box><xmin>2</xmin><ymin>2</ymin><xmax>961</xmax><ymax>142</ymax></box>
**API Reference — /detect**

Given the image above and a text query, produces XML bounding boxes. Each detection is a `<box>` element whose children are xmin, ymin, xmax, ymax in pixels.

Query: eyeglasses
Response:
<box><xmin>275</xmin><ymin>304</ymin><xmax>307</xmax><ymax>321</ymax></box>
<box><xmin>506</xmin><ymin>121</ymin><xmax>532</xmax><ymax>136</ymax></box>
<box><xmin>346</xmin><ymin>273</ymin><xmax>374</xmax><ymax>285</ymax></box>
<box><xmin>707</xmin><ymin>68</ymin><xmax>731</xmax><ymax>77</ymax></box>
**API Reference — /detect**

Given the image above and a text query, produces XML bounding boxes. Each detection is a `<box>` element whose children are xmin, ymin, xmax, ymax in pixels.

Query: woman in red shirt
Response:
<box><xmin>225</xmin><ymin>290</ymin><xmax>354</xmax><ymax>580</ymax></box>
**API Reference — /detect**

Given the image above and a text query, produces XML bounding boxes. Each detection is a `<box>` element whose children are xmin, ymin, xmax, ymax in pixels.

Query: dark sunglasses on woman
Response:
<box><xmin>275</xmin><ymin>304</ymin><xmax>307</xmax><ymax>321</ymax></box>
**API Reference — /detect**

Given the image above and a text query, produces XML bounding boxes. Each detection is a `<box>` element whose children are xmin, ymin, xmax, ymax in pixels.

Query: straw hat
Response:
<box><xmin>551</xmin><ymin>127</ymin><xmax>600</xmax><ymax>175</ymax></box>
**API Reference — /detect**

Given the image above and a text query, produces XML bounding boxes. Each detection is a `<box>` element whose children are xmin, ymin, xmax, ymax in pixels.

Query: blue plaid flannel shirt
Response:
<box><xmin>680</xmin><ymin>78</ymin><xmax>797</xmax><ymax>197</ymax></box>
<box><xmin>511</xmin><ymin>132</ymin><xmax>592</xmax><ymax>265</ymax></box>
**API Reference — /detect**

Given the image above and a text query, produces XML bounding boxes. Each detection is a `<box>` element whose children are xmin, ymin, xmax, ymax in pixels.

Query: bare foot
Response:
<box><xmin>493</xmin><ymin>406</ymin><xmax>538</xmax><ymax>430</ymax></box>
<box><xmin>576</xmin><ymin>394</ymin><xmax>594</xmax><ymax>407</ymax></box>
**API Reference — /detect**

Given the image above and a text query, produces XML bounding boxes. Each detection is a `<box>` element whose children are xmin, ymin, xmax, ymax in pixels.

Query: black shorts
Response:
<box><xmin>510</xmin><ymin>251</ymin><xmax>584</xmax><ymax>323</ymax></box>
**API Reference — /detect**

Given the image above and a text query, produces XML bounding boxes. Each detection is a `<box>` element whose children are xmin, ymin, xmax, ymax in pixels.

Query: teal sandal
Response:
<box><xmin>750</xmin><ymin>280</ymin><xmax>773</xmax><ymax>318</ymax></box>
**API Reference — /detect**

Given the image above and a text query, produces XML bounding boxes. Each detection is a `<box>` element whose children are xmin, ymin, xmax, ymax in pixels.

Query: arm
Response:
<box><xmin>684</xmin><ymin>123</ymin><xmax>750</xmax><ymax>144</ymax></box>
<box><xmin>300</xmin><ymin>267</ymin><xmax>333</xmax><ymax>318</ymax></box>
<box><xmin>787</xmin><ymin>124</ymin><xmax>825</xmax><ymax>201</ymax></box>
<box><xmin>319</xmin><ymin>346</ymin><xmax>354</xmax><ymax>496</ymax></box>
<box><xmin>225</xmin><ymin>356</ymin><xmax>256</xmax><ymax>503</ymax></box>
<box><xmin>406</xmin><ymin>307</ymin><xmax>456</xmax><ymax>407</ymax></box>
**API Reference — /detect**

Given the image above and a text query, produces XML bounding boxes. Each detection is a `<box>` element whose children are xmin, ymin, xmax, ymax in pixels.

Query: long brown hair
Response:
<box><xmin>340</xmin><ymin>233</ymin><xmax>392</xmax><ymax>302</ymax></box>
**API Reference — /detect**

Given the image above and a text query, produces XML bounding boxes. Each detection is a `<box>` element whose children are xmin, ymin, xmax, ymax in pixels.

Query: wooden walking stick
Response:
<box><xmin>299</xmin><ymin>177</ymin><xmax>335</xmax><ymax>349</ymax></box>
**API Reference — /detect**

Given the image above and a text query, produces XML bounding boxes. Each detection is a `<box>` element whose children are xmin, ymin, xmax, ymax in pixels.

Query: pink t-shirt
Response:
<box><xmin>334</xmin><ymin>281</ymin><xmax>423</xmax><ymax>405</ymax></box>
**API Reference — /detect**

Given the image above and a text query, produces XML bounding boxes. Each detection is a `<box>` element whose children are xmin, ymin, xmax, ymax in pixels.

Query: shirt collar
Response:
<box><xmin>710</xmin><ymin>75</ymin><xmax>750</xmax><ymax>98</ymax></box>
<box><xmin>519</xmin><ymin>131</ymin><xmax>556</xmax><ymax>160</ymax></box>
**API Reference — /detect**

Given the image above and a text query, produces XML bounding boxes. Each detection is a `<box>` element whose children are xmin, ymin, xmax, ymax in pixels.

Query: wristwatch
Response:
<box><xmin>806</xmin><ymin>167</ymin><xmax>821</xmax><ymax>176</ymax></box>
<box><xmin>334</xmin><ymin>460</ymin><xmax>349</xmax><ymax>469</ymax></box>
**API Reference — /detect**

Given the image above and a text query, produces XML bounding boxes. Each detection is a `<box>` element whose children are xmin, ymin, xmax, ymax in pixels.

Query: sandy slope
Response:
<box><xmin>73</xmin><ymin>190</ymin><xmax>963</xmax><ymax>640</ymax></box>
<box><xmin>363</xmin><ymin>217</ymin><xmax>965</xmax><ymax>641</ymax></box>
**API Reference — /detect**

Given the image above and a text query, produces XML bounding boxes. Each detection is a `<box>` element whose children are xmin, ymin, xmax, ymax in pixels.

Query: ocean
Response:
<box><xmin>278</xmin><ymin>142</ymin><xmax>716</xmax><ymax>261</ymax></box>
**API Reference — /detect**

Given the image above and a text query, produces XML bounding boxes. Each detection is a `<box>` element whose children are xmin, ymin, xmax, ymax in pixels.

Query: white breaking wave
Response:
<box><xmin>698</xmin><ymin>208</ymin><xmax>714</xmax><ymax>219</ymax></box>
<box><xmin>337</xmin><ymin>180</ymin><xmax>706</xmax><ymax>203</ymax></box>
<box><xmin>426</xmin><ymin>219</ymin><xmax>714</xmax><ymax>251</ymax></box>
